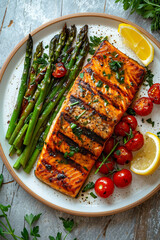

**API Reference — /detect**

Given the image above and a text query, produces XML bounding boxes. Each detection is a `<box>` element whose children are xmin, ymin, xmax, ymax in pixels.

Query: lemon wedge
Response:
<box><xmin>118</xmin><ymin>23</ymin><xmax>154</xmax><ymax>66</ymax></box>
<box><xmin>130</xmin><ymin>132</ymin><xmax>160</xmax><ymax>175</ymax></box>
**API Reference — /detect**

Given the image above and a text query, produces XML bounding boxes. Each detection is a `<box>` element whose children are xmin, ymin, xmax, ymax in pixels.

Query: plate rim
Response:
<box><xmin>0</xmin><ymin>12</ymin><xmax>160</xmax><ymax>217</ymax></box>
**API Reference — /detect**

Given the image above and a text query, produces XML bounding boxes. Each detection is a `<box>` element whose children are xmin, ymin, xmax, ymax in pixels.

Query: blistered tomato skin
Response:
<box><xmin>114</xmin><ymin>121</ymin><xmax>130</xmax><ymax>136</ymax></box>
<box><xmin>52</xmin><ymin>62</ymin><xmax>67</xmax><ymax>78</ymax></box>
<box><xmin>113</xmin><ymin>146</ymin><xmax>133</xmax><ymax>165</ymax></box>
<box><xmin>133</xmin><ymin>97</ymin><xmax>153</xmax><ymax>116</ymax></box>
<box><xmin>148</xmin><ymin>83</ymin><xmax>160</xmax><ymax>104</ymax></box>
<box><xmin>95</xmin><ymin>157</ymin><xmax>115</xmax><ymax>174</ymax></box>
<box><xmin>103</xmin><ymin>137</ymin><xmax>115</xmax><ymax>155</ymax></box>
<box><xmin>113</xmin><ymin>169</ymin><xmax>132</xmax><ymax>188</ymax></box>
<box><xmin>94</xmin><ymin>177</ymin><xmax>114</xmax><ymax>198</ymax></box>
<box><xmin>121</xmin><ymin>115</ymin><xmax>138</xmax><ymax>130</ymax></box>
<box><xmin>125</xmin><ymin>131</ymin><xmax>144</xmax><ymax>151</ymax></box>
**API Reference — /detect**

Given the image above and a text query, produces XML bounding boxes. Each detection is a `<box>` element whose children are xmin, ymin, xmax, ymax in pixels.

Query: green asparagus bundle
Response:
<box><xmin>6</xmin><ymin>24</ymin><xmax>89</xmax><ymax>174</ymax></box>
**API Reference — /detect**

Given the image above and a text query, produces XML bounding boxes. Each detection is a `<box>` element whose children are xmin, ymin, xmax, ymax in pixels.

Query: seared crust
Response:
<box><xmin>35</xmin><ymin>40</ymin><xmax>146</xmax><ymax>197</ymax></box>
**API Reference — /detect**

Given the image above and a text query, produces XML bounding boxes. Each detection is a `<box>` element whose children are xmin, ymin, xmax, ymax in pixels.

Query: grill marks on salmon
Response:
<box><xmin>35</xmin><ymin>40</ymin><xmax>146</xmax><ymax>197</ymax></box>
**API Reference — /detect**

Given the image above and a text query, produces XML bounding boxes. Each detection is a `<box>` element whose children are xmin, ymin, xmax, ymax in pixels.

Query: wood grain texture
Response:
<box><xmin>0</xmin><ymin>0</ymin><xmax>160</xmax><ymax>239</ymax></box>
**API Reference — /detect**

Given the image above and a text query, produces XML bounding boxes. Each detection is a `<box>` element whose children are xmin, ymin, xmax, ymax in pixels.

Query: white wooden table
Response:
<box><xmin>0</xmin><ymin>1</ymin><xmax>160</xmax><ymax>239</ymax></box>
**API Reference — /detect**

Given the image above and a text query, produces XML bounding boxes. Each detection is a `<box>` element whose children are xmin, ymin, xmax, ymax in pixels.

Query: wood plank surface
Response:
<box><xmin>0</xmin><ymin>0</ymin><xmax>160</xmax><ymax>239</ymax></box>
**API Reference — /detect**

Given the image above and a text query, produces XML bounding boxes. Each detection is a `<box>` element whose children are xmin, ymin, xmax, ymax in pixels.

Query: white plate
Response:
<box><xmin>0</xmin><ymin>13</ymin><xmax>160</xmax><ymax>216</ymax></box>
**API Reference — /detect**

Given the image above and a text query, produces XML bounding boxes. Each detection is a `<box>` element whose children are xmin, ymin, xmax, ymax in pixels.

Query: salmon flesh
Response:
<box><xmin>35</xmin><ymin>40</ymin><xmax>146</xmax><ymax>197</ymax></box>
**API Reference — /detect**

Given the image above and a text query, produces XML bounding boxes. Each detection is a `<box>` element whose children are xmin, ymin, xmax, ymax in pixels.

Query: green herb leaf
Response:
<box><xmin>157</xmin><ymin>132</ymin><xmax>160</xmax><ymax>139</ymax></box>
<box><xmin>127</xmin><ymin>108</ymin><xmax>136</xmax><ymax>116</ymax></box>
<box><xmin>103</xmin><ymin>55</ymin><xmax>107</xmax><ymax>59</ymax></box>
<box><xmin>25</xmin><ymin>213</ymin><xmax>42</xmax><ymax>227</ymax></box>
<box><xmin>80</xmin><ymin>73</ymin><xmax>84</xmax><ymax>78</ymax></box>
<box><xmin>21</xmin><ymin>227</ymin><xmax>29</xmax><ymax>240</ymax></box>
<box><xmin>70</xmin><ymin>101</ymin><xmax>79</xmax><ymax>106</ymax></box>
<box><xmin>0</xmin><ymin>174</ymin><xmax>3</xmax><ymax>188</ymax></box>
<box><xmin>59</xmin><ymin>218</ymin><xmax>75</xmax><ymax>233</ymax></box>
<box><xmin>87</xmin><ymin>58</ymin><xmax>91</xmax><ymax>62</ymax></box>
<box><xmin>104</xmin><ymin>99</ymin><xmax>109</xmax><ymax>106</ymax></box>
<box><xmin>109</xmin><ymin>59</ymin><xmax>123</xmax><ymax>72</ymax></box>
<box><xmin>0</xmin><ymin>226</ymin><xmax>5</xmax><ymax>238</ymax></box>
<box><xmin>82</xmin><ymin>182</ymin><xmax>95</xmax><ymax>192</ymax></box>
<box><xmin>75</xmin><ymin>110</ymin><xmax>86</xmax><ymax>120</ymax></box>
<box><xmin>146</xmin><ymin>118</ymin><xmax>155</xmax><ymax>127</ymax></box>
<box><xmin>70</xmin><ymin>123</ymin><xmax>77</xmax><ymax>129</ymax></box>
<box><xmin>0</xmin><ymin>204</ymin><xmax>11</xmax><ymax>212</ymax></box>
<box><xmin>96</xmin><ymin>80</ymin><xmax>103</xmax><ymax>88</ymax></box>
<box><xmin>103</xmin><ymin>71</ymin><xmax>107</xmax><ymax>77</ymax></box>
<box><xmin>31</xmin><ymin>226</ymin><xmax>40</xmax><ymax>238</ymax></box>
<box><xmin>105</xmin><ymin>85</ymin><xmax>109</xmax><ymax>91</ymax></box>
<box><xmin>144</xmin><ymin>67</ymin><xmax>154</xmax><ymax>87</ymax></box>
<box><xmin>83</xmin><ymin>166</ymin><xmax>89</xmax><ymax>171</ymax></box>
<box><xmin>71</xmin><ymin>125</ymin><xmax>83</xmax><ymax>140</ymax></box>
<box><xmin>49</xmin><ymin>232</ymin><xmax>62</xmax><ymax>240</ymax></box>
<box><xmin>90</xmin><ymin>192</ymin><xmax>97</xmax><ymax>199</ymax></box>
<box><xmin>115</xmin><ymin>149</ymin><xmax>121</xmax><ymax>155</ymax></box>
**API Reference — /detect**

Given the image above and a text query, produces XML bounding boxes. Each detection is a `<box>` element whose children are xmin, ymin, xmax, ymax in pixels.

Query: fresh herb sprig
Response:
<box><xmin>82</xmin><ymin>182</ymin><xmax>95</xmax><ymax>192</ymax></box>
<box><xmin>0</xmin><ymin>178</ymin><xmax>77</xmax><ymax>240</ymax></box>
<box><xmin>115</xmin><ymin>0</ymin><xmax>160</xmax><ymax>31</ymax></box>
<box><xmin>95</xmin><ymin>142</ymin><xmax>119</xmax><ymax>174</ymax></box>
<box><xmin>89</xmin><ymin>35</ymin><xmax>108</xmax><ymax>55</ymax></box>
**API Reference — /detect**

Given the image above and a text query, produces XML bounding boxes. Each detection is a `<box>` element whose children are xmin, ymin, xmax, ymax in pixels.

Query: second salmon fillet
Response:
<box><xmin>35</xmin><ymin>40</ymin><xmax>146</xmax><ymax>197</ymax></box>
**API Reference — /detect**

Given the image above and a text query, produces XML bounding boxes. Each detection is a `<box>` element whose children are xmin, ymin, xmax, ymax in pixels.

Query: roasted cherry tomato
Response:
<box><xmin>95</xmin><ymin>157</ymin><xmax>115</xmax><ymax>174</ymax></box>
<box><xmin>133</xmin><ymin>97</ymin><xmax>153</xmax><ymax>116</ymax></box>
<box><xmin>148</xmin><ymin>83</ymin><xmax>160</xmax><ymax>104</ymax></box>
<box><xmin>52</xmin><ymin>62</ymin><xmax>67</xmax><ymax>78</ymax></box>
<box><xmin>121</xmin><ymin>115</ymin><xmax>137</xmax><ymax>130</ymax></box>
<box><xmin>125</xmin><ymin>131</ymin><xmax>144</xmax><ymax>151</ymax></box>
<box><xmin>113</xmin><ymin>169</ymin><xmax>132</xmax><ymax>188</ymax></box>
<box><xmin>114</xmin><ymin>121</ymin><xmax>130</xmax><ymax>137</ymax></box>
<box><xmin>95</xmin><ymin>177</ymin><xmax>114</xmax><ymax>198</ymax></box>
<box><xmin>113</xmin><ymin>146</ymin><xmax>133</xmax><ymax>165</ymax></box>
<box><xmin>103</xmin><ymin>137</ymin><xmax>115</xmax><ymax>155</ymax></box>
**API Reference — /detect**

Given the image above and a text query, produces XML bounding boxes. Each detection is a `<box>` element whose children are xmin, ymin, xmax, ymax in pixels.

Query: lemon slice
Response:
<box><xmin>130</xmin><ymin>132</ymin><xmax>160</xmax><ymax>175</ymax></box>
<box><xmin>118</xmin><ymin>23</ymin><xmax>154</xmax><ymax>66</ymax></box>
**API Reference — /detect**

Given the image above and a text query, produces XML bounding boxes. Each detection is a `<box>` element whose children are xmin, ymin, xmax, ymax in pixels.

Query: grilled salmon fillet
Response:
<box><xmin>35</xmin><ymin>40</ymin><xmax>146</xmax><ymax>197</ymax></box>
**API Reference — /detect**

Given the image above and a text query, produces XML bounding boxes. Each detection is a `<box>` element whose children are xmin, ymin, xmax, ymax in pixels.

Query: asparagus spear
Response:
<box><xmin>13</xmin><ymin>123</ymin><xmax>28</xmax><ymax>150</ymax></box>
<box><xmin>24</xmin><ymin>27</ymin><xmax>67</xmax><ymax>145</ymax></box>
<box><xmin>6</xmin><ymin>34</ymin><xmax>33</xmax><ymax>140</ymax></box>
<box><xmin>24</xmin><ymin>95</ymin><xmax>66</xmax><ymax>173</ymax></box>
<box><xmin>19</xmin><ymin>33</ymin><xmax>89</xmax><ymax>168</ymax></box>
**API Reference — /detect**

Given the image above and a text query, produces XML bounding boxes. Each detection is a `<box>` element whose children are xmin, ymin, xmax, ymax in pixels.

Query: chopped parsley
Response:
<box><xmin>90</xmin><ymin>192</ymin><xmax>97</xmax><ymax>199</ymax></box>
<box><xmin>103</xmin><ymin>55</ymin><xmax>107</xmax><ymax>59</ymax></box>
<box><xmin>45</xmin><ymin>45</ymin><xmax>49</xmax><ymax>49</ymax></box>
<box><xmin>82</xmin><ymin>182</ymin><xmax>95</xmax><ymax>192</ymax></box>
<box><xmin>93</xmin><ymin>99</ymin><xmax>99</xmax><ymax>103</ymax></box>
<box><xmin>87</xmin><ymin>58</ymin><xmax>91</xmax><ymax>62</ymax></box>
<box><xmin>75</xmin><ymin>110</ymin><xmax>86</xmax><ymax>120</ymax></box>
<box><xmin>70</xmin><ymin>123</ymin><xmax>77</xmax><ymax>129</ymax></box>
<box><xmin>157</xmin><ymin>132</ymin><xmax>160</xmax><ymax>139</ymax></box>
<box><xmin>71</xmin><ymin>125</ymin><xmax>83</xmax><ymax>140</ymax></box>
<box><xmin>70</xmin><ymin>101</ymin><xmax>79</xmax><ymax>106</ymax></box>
<box><xmin>144</xmin><ymin>67</ymin><xmax>154</xmax><ymax>87</ymax></box>
<box><xmin>107</xmin><ymin>74</ymin><xmax>111</xmax><ymax>79</ymax></box>
<box><xmin>126</xmin><ymin>108</ymin><xmax>136</xmax><ymax>116</ymax></box>
<box><xmin>103</xmin><ymin>71</ymin><xmax>107</xmax><ymax>77</ymax></box>
<box><xmin>146</xmin><ymin>118</ymin><xmax>155</xmax><ymax>127</ymax></box>
<box><xmin>89</xmin><ymin>35</ymin><xmax>108</xmax><ymax>55</ymax></box>
<box><xmin>79</xmin><ymin>85</ymin><xmax>85</xmax><ymax>93</ymax></box>
<box><xmin>109</xmin><ymin>59</ymin><xmax>123</xmax><ymax>72</ymax></box>
<box><xmin>115</xmin><ymin>149</ymin><xmax>121</xmax><ymax>155</ymax></box>
<box><xmin>96</xmin><ymin>80</ymin><xmax>103</xmax><ymax>88</ymax></box>
<box><xmin>80</xmin><ymin>73</ymin><xmax>84</xmax><ymax>78</ymax></box>
<box><xmin>104</xmin><ymin>99</ymin><xmax>109</xmax><ymax>106</ymax></box>
<box><xmin>83</xmin><ymin>166</ymin><xmax>88</xmax><ymax>171</ymax></box>
<box><xmin>105</xmin><ymin>85</ymin><xmax>109</xmax><ymax>91</ymax></box>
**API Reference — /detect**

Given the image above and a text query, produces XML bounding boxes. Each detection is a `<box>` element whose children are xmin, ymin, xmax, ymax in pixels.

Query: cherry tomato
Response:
<box><xmin>114</xmin><ymin>121</ymin><xmax>130</xmax><ymax>137</ymax></box>
<box><xmin>113</xmin><ymin>146</ymin><xmax>133</xmax><ymax>165</ymax></box>
<box><xmin>95</xmin><ymin>177</ymin><xmax>114</xmax><ymax>198</ymax></box>
<box><xmin>95</xmin><ymin>157</ymin><xmax>115</xmax><ymax>174</ymax></box>
<box><xmin>148</xmin><ymin>83</ymin><xmax>160</xmax><ymax>104</ymax></box>
<box><xmin>121</xmin><ymin>115</ymin><xmax>137</xmax><ymax>130</ymax></box>
<box><xmin>52</xmin><ymin>62</ymin><xmax>67</xmax><ymax>78</ymax></box>
<box><xmin>113</xmin><ymin>169</ymin><xmax>132</xmax><ymax>188</ymax></box>
<box><xmin>133</xmin><ymin>97</ymin><xmax>153</xmax><ymax>116</ymax></box>
<box><xmin>103</xmin><ymin>137</ymin><xmax>115</xmax><ymax>155</ymax></box>
<box><xmin>125</xmin><ymin>131</ymin><xmax>144</xmax><ymax>151</ymax></box>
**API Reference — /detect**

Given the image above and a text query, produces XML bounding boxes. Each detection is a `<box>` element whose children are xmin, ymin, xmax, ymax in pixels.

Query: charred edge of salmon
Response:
<box><xmin>61</xmin><ymin>112</ymin><xmax>105</xmax><ymax>145</ymax></box>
